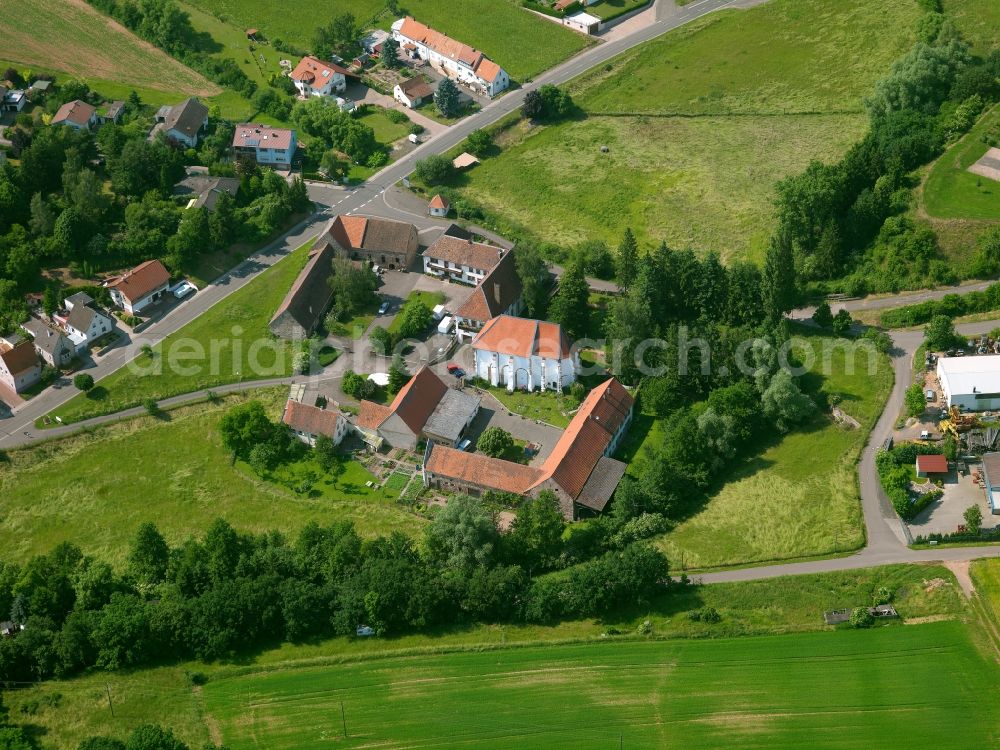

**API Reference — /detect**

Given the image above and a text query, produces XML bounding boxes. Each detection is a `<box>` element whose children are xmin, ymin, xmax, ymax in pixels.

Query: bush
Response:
<box><xmin>872</xmin><ymin>586</ymin><xmax>893</xmax><ymax>606</ymax></box>
<box><xmin>142</xmin><ymin>398</ymin><xmax>159</xmax><ymax>416</ymax></box>
<box><xmin>850</xmin><ymin>606</ymin><xmax>874</xmax><ymax>628</ymax></box>
<box><xmin>904</xmin><ymin>383</ymin><xmax>926</xmax><ymax>417</ymax></box>
<box><xmin>73</xmin><ymin>373</ymin><xmax>95</xmax><ymax>392</ymax></box>
<box><xmin>477</xmin><ymin>426</ymin><xmax>514</xmax><ymax>458</ymax></box>
<box><xmin>688</xmin><ymin>606</ymin><xmax>721</xmax><ymax>623</ymax></box>
<box><xmin>384</xmin><ymin>108</ymin><xmax>409</xmax><ymax>124</ymax></box>
<box><xmin>414</xmin><ymin>154</ymin><xmax>455</xmax><ymax>186</ymax></box>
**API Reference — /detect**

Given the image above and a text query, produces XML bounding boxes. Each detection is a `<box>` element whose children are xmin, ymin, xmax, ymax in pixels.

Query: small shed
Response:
<box><xmin>428</xmin><ymin>194</ymin><xmax>450</xmax><ymax>217</ymax></box>
<box><xmin>915</xmin><ymin>454</ymin><xmax>948</xmax><ymax>478</ymax></box>
<box><xmin>246</xmin><ymin>28</ymin><xmax>259</xmax><ymax>40</ymax></box>
<box><xmin>452</xmin><ymin>152</ymin><xmax>480</xmax><ymax>170</ymax></box>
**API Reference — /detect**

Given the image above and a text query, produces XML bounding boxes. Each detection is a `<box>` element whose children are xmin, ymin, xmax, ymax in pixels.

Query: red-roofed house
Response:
<box><xmin>232</xmin><ymin>124</ymin><xmax>297</xmax><ymax>167</ymax></box>
<box><xmin>106</xmin><ymin>260</ymin><xmax>171</xmax><ymax>315</ymax></box>
<box><xmin>424</xmin><ymin>378</ymin><xmax>634</xmax><ymax>519</ymax></box>
<box><xmin>427</xmin><ymin>194</ymin><xmax>450</xmax><ymax>217</ymax></box>
<box><xmin>472</xmin><ymin>315</ymin><xmax>578</xmax><ymax>391</ymax></box>
<box><xmin>421</xmin><ymin>231</ymin><xmax>504</xmax><ymax>286</ymax></box>
<box><xmin>282</xmin><ymin>398</ymin><xmax>349</xmax><ymax>446</ymax></box>
<box><xmin>0</xmin><ymin>339</ymin><xmax>41</xmax><ymax>394</ymax></box>
<box><xmin>916</xmin><ymin>454</ymin><xmax>949</xmax><ymax>477</ymax></box>
<box><xmin>353</xmin><ymin>366</ymin><xmax>480</xmax><ymax>450</ymax></box>
<box><xmin>391</xmin><ymin>17</ymin><xmax>510</xmax><ymax>97</ymax></box>
<box><xmin>453</xmin><ymin>249</ymin><xmax>523</xmax><ymax>335</ymax></box>
<box><xmin>316</xmin><ymin>214</ymin><xmax>419</xmax><ymax>270</ymax></box>
<box><xmin>51</xmin><ymin>100</ymin><xmax>97</xmax><ymax>131</ymax></box>
<box><xmin>290</xmin><ymin>56</ymin><xmax>351</xmax><ymax>97</ymax></box>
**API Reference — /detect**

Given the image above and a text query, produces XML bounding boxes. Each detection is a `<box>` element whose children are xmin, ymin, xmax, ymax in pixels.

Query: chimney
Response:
<box><xmin>493</xmin><ymin>283</ymin><xmax>501</xmax><ymax>305</ymax></box>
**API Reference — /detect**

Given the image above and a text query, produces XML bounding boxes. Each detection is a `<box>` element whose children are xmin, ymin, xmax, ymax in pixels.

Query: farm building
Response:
<box><xmin>471</xmin><ymin>315</ymin><xmax>578</xmax><ymax>392</ymax></box>
<box><xmin>936</xmin><ymin>355</ymin><xmax>1000</xmax><ymax>411</ymax></box>
<box><xmin>422</xmin><ymin>231</ymin><xmax>504</xmax><ymax>286</ymax></box>
<box><xmin>563</xmin><ymin>12</ymin><xmax>602</xmax><ymax>34</ymax></box>
<box><xmin>282</xmin><ymin>398</ymin><xmax>349</xmax><ymax>447</ymax></box>
<box><xmin>915</xmin><ymin>454</ymin><xmax>948</xmax><ymax>478</ymax></box>
<box><xmin>391</xmin><ymin>17</ymin><xmax>509</xmax><ymax>97</ymax></box>
<box><xmin>361</xmin><ymin>29</ymin><xmax>389</xmax><ymax>55</ymax></box>
<box><xmin>106</xmin><ymin>260</ymin><xmax>171</xmax><ymax>315</ymax></box>
<box><xmin>424</xmin><ymin>377</ymin><xmax>634</xmax><ymax>520</ymax></box>
<box><xmin>316</xmin><ymin>215</ymin><xmax>419</xmax><ymax>270</ymax></box>
<box><xmin>268</xmin><ymin>243</ymin><xmax>335</xmax><ymax>339</ymax></box>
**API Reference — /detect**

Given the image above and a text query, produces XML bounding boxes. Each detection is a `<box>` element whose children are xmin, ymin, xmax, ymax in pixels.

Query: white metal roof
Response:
<box><xmin>937</xmin><ymin>355</ymin><xmax>1000</xmax><ymax>397</ymax></box>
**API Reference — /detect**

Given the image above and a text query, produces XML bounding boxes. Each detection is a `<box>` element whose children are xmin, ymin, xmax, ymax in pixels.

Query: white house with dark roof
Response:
<box><xmin>232</xmin><ymin>124</ymin><xmax>297</xmax><ymax>167</ymax></box>
<box><xmin>391</xmin><ymin>17</ymin><xmax>509</xmax><ymax>97</ymax></box>
<box><xmin>54</xmin><ymin>294</ymin><xmax>114</xmax><ymax>351</ymax></box>
<box><xmin>453</xmin><ymin>250</ymin><xmax>524</xmax><ymax>335</ymax></box>
<box><xmin>2</xmin><ymin>90</ymin><xmax>26</xmax><ymax>113</ymax></box>
<box><xmin>150</xmin><ymin>98</ymin><xmax>209</xmax><ymax>147</ymax></box>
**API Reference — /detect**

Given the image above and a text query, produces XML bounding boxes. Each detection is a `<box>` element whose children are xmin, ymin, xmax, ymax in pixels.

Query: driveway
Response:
<box><xmin>908</xmin><ymin>466</ymin><xmax>998</xmax><ymax>538</ymax></box>
<box><xmin>347</xmin><ymin>83</ymin><xmax>447</xmax><ymax>138</ymax></box>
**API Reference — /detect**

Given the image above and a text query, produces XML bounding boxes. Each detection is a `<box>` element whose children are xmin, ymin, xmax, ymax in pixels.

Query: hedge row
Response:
<box><xmin>880</xmin><ymin>281</ymin><xmax>1000</xmax><ymax>328</ymax></box>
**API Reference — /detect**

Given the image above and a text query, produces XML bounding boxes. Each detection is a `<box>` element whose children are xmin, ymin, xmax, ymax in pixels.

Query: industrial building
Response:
<box><xmin>936</xmin><ymin>355</ymin><xmax>1000</xmax><ymax>412</ymax></box>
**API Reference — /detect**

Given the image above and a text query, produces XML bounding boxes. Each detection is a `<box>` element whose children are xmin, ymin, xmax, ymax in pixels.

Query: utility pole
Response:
<box><xmin>340</xmin><ymin>701</ymin><xmax>348</xmax><ymax>738</ymax></box>
<box><xmin>105</xmin><ymin>684</ymin><xmax>115</xmax><ymax>717</ymax></box>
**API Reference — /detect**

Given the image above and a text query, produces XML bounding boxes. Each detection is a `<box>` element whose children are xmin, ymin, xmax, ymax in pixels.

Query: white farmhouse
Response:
<box><xmin>391</xmin><ymin>17</ymin><xmax>509</xmax><ymax>98</ymax></box>
<box><xmin>472</xmin><ymin>315</ymin><xmax>578</xmax><ymax>392</ymax></box>
<box><xmin>422</xmin><ymin>230</ymin><xmax>505</xmax><ymax>286</ymax></box>
<box><xmin>290</xmin><ymin>56</ymin><xmax>350</xmax><ymax>98</ymax></box>
<box><xmin>282</xmin><ymin>399</ymin><xmax>350</xmax><ymax>446</ymax></box>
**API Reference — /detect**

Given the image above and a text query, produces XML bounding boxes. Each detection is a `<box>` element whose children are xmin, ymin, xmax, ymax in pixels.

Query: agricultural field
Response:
<box><xmin>622</xmin><ymin>334</ymin><xmax>893</xmax><ymax>570</ymax></box>
<box><xmin>0</xmin><ymin>0</ymin><xmax>220</xmax><ymax>97</ymax></box>
<box><xmin>47</xmin><ymin>239</ymin><xmax>314</xmax><ymax>426</ymax></box>
<box><xmin>2</xmin><ymin>563</ymin><xmax>970</xmax><ymax>748</ymax></box>
<box><xmin>184</xmin><ymin>0</ymin><xmax>592</xmax><ymax>82</ymax></box>
<box><xmin>0</xmin><ymin>390</ymin><xmax>422</xmax><ymax>567</ymax></box>
<box><xmin>448</xmin><ymin>0</ymin><xmax>921</xmax><ymax>259</ymax></box>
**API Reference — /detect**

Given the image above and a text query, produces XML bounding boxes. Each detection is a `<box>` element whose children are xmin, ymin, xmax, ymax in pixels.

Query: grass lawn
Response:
<box><xmin>588</xmin><ymin>0</ymin><xmax>649</xmax><ymax>21</ymax></box>
<box><xmin>971</xmin><ymin>558</ymin><xmax>1000</xmax><ymax>631</ymax></box>
<box><xmin>482</xmin><ymin>384</ymin><xmax>579</xmax><ymax>428</ymax></box>
<box><xmin>3</xmin><ymin>563</ymin><xmax>970</xmax><ymax>749</ymax></box>
<box><xmin>922</xmin><ymin>103</ymin><xmax>1000</xmax><ymax>221</ymax></box>
<box><xmin>445</xmin><ymin>0</ymin><xmax>920</xmax><ymax>260</ymax></box>
<box><xmin>185</xmin><ymin>0</ymin><xmax>591</xmax><ymax>83</ymax></box>
<box><xmin>0</xmin><ymin>389</ymin><xmax>422</xmax><ymax>567</ymax></box>
<box><xmin>179</xmin><ymin>1</ymin><xmax>273</xmax><ymax>88</ymax></box>
<box><xmin>625</xmin><ymin>335</ymin><xmax>893</xmax><ymax>570</ymax></box>
<box><xmin>386</xmin><ymin>290</ymin><xmax>446</xmax><ymax>337</ymax></box>
<box><xmin>326</xmin><ymin>301</ymin><xmax>379</xmax><ymax>339</ymax></box>
<box><xmin>47</xmin><ymin>239</ymin><xmax>315</xmax><ymax>425</ymax></box>
<box><xmin>356</xmin><ymin>107</ymin><xmax>412</xmax><ymax>144</ymax></box>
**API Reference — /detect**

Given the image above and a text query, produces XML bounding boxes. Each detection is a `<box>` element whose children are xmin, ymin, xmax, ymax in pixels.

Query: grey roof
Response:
<box><xmin>21</xmin><ymin>318</ymin><xmax>70</xmax><ymax>357</ymax></box>
<box><xmin>65</xmin><ymin>304</ymin><xmax>98</xmax><ymax>332</ymax></box>
<box><xmin>423</xmin><ymin>388</ymin><xmax>481</xmax><ymax>443</ymax></box>
<box><xmin>65</xmin><ymin>291</ymin><xmax>93</xmax><ymax>308</ymax></box>
<box><xmin>29</xmin><ymin>79</ymin><xmax>51</xmax><ymax>91</ymax></box>
<box><xmin>983</xmin><ymin>453</ymin><xmax>1000</xmax><ymax>488</ymax></box>
<box><xmin>269</xmin><ymin>244</ymin><xmax>335</xmax><ymax>335</ymax></box>
<box><xmin>163</xmin><ymin>98</ymin><xmax>208</xmax><ymax>138</ymax></box>
<box><xmin>576</xmin><ymin>456</ymin><xmax>628</xmax><ymax>512</ymax></box>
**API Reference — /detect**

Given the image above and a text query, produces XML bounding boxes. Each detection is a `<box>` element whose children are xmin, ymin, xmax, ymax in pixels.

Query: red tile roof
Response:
<box><xmin>106</xmin><ymin>260</ymin><xmax>170</xmax><ymax>303</ymax></box>
<box><xmin>916</xmin><ymin>454</ymin><xmax>948</xmax><ymax>474</ymax></box>
<box><xmin>397</xmin><ymin>17</ymin><xmax>483</xmax><ymax>68</ymax></box>
<box><xmin>426</xmin><ymin>444</ymin><xmax>543</xmax><ymax>494</ymax></box>
<box><xmin>0</xmin><ymin>340</ymin><xmax>39</xmax><ymax>376</ymax></box>
<box><xmin>475</xmin><ymin>58</ymin><xmax>503</xmax><ymax>83</ymax></box>
<box><xmin>282</xmin><ymin>399</ymin><xmax>342</xmax><ymax>436</ymax></box>
<box><xmin>290</xmin><ymin>56</ymin><xmax>351</xmax><ymax>86</ymax></box>
<box><xmin>455</xmin><ymin>250</ymin><xmax>522</xmax><ymax>324</ymax></box>
<box><xmin>472</xmin><ymin>315</ymin><xmax>571</xmax><ymax>359</ymax></box>
<box><xmin>356</xmin><ymin>400</ymin><xmax>392</xmax><ymax>430</ymax></box>
<box><xmin>428</xmin><ymin>194</ymin><xmax>450</xmax><ymax>210</ymax></box>
<box><xmin>387</xmin><ymin>365</ymin><xmax>448</xmax><ymax>434</ymax></box>
<box><xmin>232</xmin><ymin>124</ymin><xmax>295</xmax><ymax>151</ymax></box>
<box><xmin>52</xmin><ymin>99</ymin><xmax>95</xmax><ymax>127</ymax></box>
<box><xmin>424</xmin><ymin>235</ymin><xmax>503</xmax><ymax>272</ymax></box>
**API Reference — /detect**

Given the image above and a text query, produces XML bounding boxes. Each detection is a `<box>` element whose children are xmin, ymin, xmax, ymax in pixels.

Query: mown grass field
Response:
<box><xmin>944</xmin><ymin>0</ymin><xmax>1000</xmax><ymax>55</ymax></box>
<box><xmin>450</xmin><ymin>0</ymin><xmax>920</xmax><ymax>259</ymax></box>
<box><xmin>184</xmin><ymin>0</ymin><xmax>591</xmax><ymax>82</ymax></box>
<box><xmin>48</xmin><ymin>239</ymin><xmax>314</xmax><ymax>425</ymax></box>
<box><xmin>0</xmin><ymin>389</ymin><xmax>422</xmax><ymax>567</ymax></box>
<box><xmin>2</xmin><ymin>564</ymin><xmax>969</xmax><ymax>748</ymax></box>
<box><xmin>202</xmin><ymin>621</ymin><xmax>997</xmax><ymax>749</ymax></box>
<box><xmin>923</xmin><ymin>104</ymin><xmax>1000</xmax><ymax>221</ymax></box>
<box><xmin>622</xmin><ymin>334</ymin><xmax>893</xmax><ymax>570</ymax></box>
<box><xmin>0</xmin><ymin>0</ymin><xmax>220</xmax><ymax>96</ymax></box>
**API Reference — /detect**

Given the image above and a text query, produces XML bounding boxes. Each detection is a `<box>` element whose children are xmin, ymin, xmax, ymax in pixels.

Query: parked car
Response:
<box><xmin>457</xmin><ymin>438</ymin><xmax>472</xmax><ymax>451</ymax></box>
<box><xmin>356</xmin><ymin>626</ymin><xmax>374</xmax><ymax>637</ymax></box>
<box><xmin>171</xmin><ymin>280</ymin><xmax>197</xmax><ymax>299</ymax></box>
<box><xmin>378</xmin><ymin>301</ymin><xmax>390</xmax><ymax>315</ymax></box>
<box><xmin>372</xmin><ymin>264</ymin><xmax>385</xmax><ymax>276</ymax></box>
<box><xmin>920</xmin><ymin>430</ymin><xmax>932</xmax><ymax>440</ymax></box>
<box><xmin>925</xmin><ymin>389</ymin><xmax>935</xmax><ymax>402</ymax></box>
<box><xmin>452</xmin><ymin>368</ymin><xmax>466</xmax><ymax>379</ymax></box>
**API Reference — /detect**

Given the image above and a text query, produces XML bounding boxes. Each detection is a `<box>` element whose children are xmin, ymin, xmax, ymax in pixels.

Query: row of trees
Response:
<box><xmin>0</xmin><ymin>499</ymin><xmax>668</xmax><ymax>685</ymax></box>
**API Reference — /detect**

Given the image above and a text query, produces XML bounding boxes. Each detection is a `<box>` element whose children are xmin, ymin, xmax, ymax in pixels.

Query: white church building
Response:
<box><xmin>471</xmin><ymin>315</ymin><xmax>578</xmax><ymax>392</ymax></box>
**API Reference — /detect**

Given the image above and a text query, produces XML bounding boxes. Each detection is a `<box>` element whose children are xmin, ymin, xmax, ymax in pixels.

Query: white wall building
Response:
<box><xmin>472</xmin><ymin>315</ymin><xmax>578</xmax><ymax>392</ymax></box>
<box><xmin>282</xmin><ymin>399</ymin><xmax>350</xmax><ymax>447</ymax></box>
<box><xmin>290</xmin><ymin>56</ymin><xmax>349</xmax><ymax>98</ymax></box>
<box><xmin>107</xmin><ymin>260</ymin><xmax>172</xmax><ymax>316</ymax></box>
<box><xmin>232</xmin><ymin>124</ymin><xmax>297</xmax><ymax>167</ymax></box>
<box><xmin>391</xmin><ymin>17</ymin><xmax>509</xmax><ymax>98</ymax></box>
<box><xmin>936</xmin><ymin>355</ymin><xmax>1000</xmax><ymax>412</ymax></box>
<box><xmin>422</xmin><ymin>232</ymin><xmax>504</xmax><ymax>286</ymax></box>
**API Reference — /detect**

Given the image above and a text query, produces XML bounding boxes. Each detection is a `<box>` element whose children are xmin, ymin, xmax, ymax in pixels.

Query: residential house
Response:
<box><xmin>174</xmin><ymin>172</ymin><xmax>240</xmax><ymax>211</ymax></box>
<box><xmin>316</xmin><ymin>215</ymin><xmax>419</xmax><ymax>270</ymax></box>
<box><xmin>232</xmin><ymin>124</ymin><xmax>297</xmax><ymax>167</ymax></box>
<box><xmin>96</xmin><ymin>100</ymin><xmax>125</xmax><ymax>124</ymax></box>
<box><xmin>2</xmin><ymin>89</ymin><xmax>26</xmax><ymax>113</ymax></box>
<box><xmin>472</xmin><ymin>315</ymin><xmax>578</xmax><ymax>391</ymax></box>
<box><xmin>150</xmin><ymin>98</ymin><xmax>209</xmax><ymax>147</ymax></box>
<box><xmin>453</xmin><ymin>249</ymin><xmax>524</xmax><ymax>335</ymax></box>
<box><xmin>427</xmin><ymin>194</ymin><xmax>450</xmax><ymax>217</ymax></box>
<box><xmin>353</xmin><ymin>366</ymin><xmax>480</xmax><ymax>450</ymax></box>
<box><xmin>269</xmin><ymin>242</ymin><xmax>335</xmax><ymax>339</ymax></box>
<box><xmin>393</xmin><ymin>77</ymin><xmax>434</xmax><ymax>108</ymax></box>
<box><xmin>290</xmin><ymin>56</ymin><xmax>351</xmax><ymax>98</ymax></box>
<box><xmin>282</xmin><ymin>398</ymin><xmax>350</xmax><ymax>446</ymax></box>
<box><xmin>27</xmin><ymin>79</ymin><xmax>51</xmax><ymax>96</ymax></box>
<box><xmin>391</xmin><ymin>17</ymin><xmax>510</xmax><ymax>97</ymax></box>
<box><xmin>0</xmin><ymin>339</ymin><xmax>41</xmax><ymax>394</ymax></box>
<box><xmin>21</xmin><ymin>318</ymin><xmax>74</xmax><ymax>368</ymax></box>
<box><xmin>422</xmin><ymin>231</ymin><xmax>504</xmax><ymax>286</ymax></box>
<box><xmin>106</xmin><ymin>260</ymin><xmax>171</xmax><ymax>315</ymax></box>
<box><xmin>360</xmin><ymin>29</ymin><xmax>389</xmax><ymax>55</ymax></box>
<box><xmin>57</xmin><ymin>300</ymin><xmax>114</xmax><ymax>352</ymax></box>
<box><xmin>51</xmin><ymin>100</ymin><xmax>97</xmax><ymax>130</ymax></box>
<box><xmin>424</xmin><ymin>378</ymin><xmax>634</xmax><ymax>519</ymax></box>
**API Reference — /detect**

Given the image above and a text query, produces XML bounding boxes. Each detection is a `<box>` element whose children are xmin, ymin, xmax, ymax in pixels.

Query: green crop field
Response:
<box><xmin>0</xmin><ymin>0</ymin><xmax>221</xmax><ymax>97</ymax></box>
<box><xmin>200</xmin><ymin>621</ymin><xmax>997</xmax><ymax>749</ymax></box>
<box><xmin>922</xmin><ymin>104</ymin><xmax>1000</xmax><ymax>222</ymax></box>
<box><xmin>447</xmin><ymin>0</ymin><xmax>920</xmax><ymax>259</ymax></box>
<box><xmin>0</xmin><ymin>390</ymin><xmax>422</xmax><ymax>566</ymax></box>
<box><xmin>2</xmin><ymin>563</ymin><xmax>969</xmax><ymax>749</ymax></box>
<box><xmin>47</xmin><ymin>239</ymin><xmax>315</xmax><ymax>426</ymax></box>
<box><xmin>621</xmin><ymin>334</ymin><xmax>892</xmax><ymax>570</ymax></box>
<box><xmin>184</xmin><ymin>0</ymin><xmax>591</xmax><ymax>82</ymax></box>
